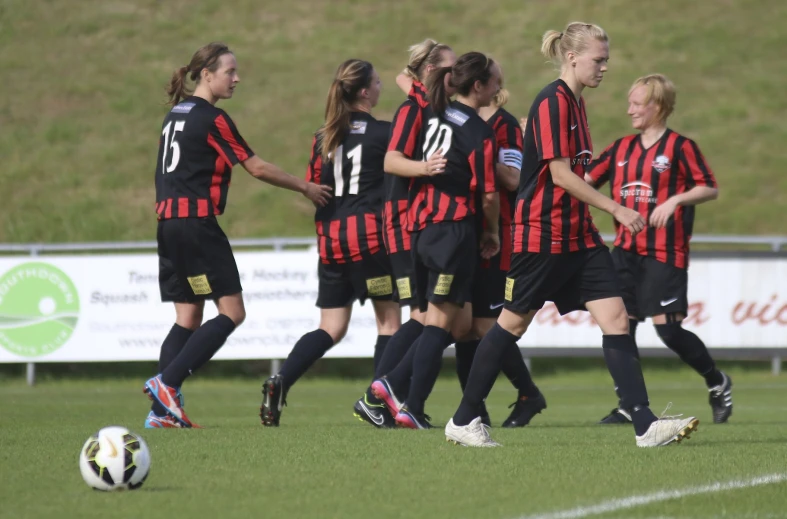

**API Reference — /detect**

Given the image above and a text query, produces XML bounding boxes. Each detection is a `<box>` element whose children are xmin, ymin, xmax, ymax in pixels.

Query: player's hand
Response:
<box><xmin>649</xmin><ymin>198</ymin><xmax>679</xmax><ymax>229</ymax></box>
<box><xmin>612</xmin><ymin>205</ymin><xmax>646</xmax><ymax>235</ymax></box>
<box><xmin>304</xmin><ymin>182</ymin><xmax>332</xmax><ymax>207</ymax></box>
<box><xmin>424</xmin><ymin>150</ymin><xmax>447</xmax><ymax>176</ymax></box>
<box><xmin>479</xmin><ymin>230</ymin><xmax>500</xmax><ymax>259</ymax></box>
<box><xmin>519</xmin><ymin>117</ymin><xmax>528</xmax><ymax>135</ymax></box>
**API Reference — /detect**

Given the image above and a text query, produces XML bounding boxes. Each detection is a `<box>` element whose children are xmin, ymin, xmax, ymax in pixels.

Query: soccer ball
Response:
<box><xmin>78</xmin><ymin>426</ymin><xmax>151</xmax><ymax>491</ymax></box>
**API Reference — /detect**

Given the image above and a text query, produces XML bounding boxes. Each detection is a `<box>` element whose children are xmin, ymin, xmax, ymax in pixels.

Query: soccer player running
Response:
<box><xmin>146</xmin><ymin>42</ymin><xmax>331</xmax><ymax>428</ymax></box>
<box><xmin>445</xmin><ymin>23</ymin><xmax>700</xmax><ymax>447</ymax></box>
<box><xmin>395</xmin><ymin>64</ymin><xmax>545</xmax><ymax>427</ymax></box>
<box><xmin>354</xmin><ymin>40</ymin><xmax>458</xmax><ymax>427</ymax></box>
<box><xmin>586</xmin><ymin>74</ymin><xmax>731</xmax><ymax>425</ymax></box>
<box><xmin>259</xmin><ymin>60</ymin><xmax>401</xmax><ymax>427</ymax></box>
<box><xmin>373</xmin><ymin>52</ymin><xmax>502</xmax><ymax>429</ymax></box>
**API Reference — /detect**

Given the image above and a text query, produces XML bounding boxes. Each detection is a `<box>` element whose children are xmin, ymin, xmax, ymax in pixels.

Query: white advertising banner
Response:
<box><xmin>0</xmin><ymin>252</ymin><xmax>784</xmax><ymax>363</ymax></box>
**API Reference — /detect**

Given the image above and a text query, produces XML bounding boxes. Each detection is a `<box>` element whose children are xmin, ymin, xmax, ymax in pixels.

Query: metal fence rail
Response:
<box><xmin>1</xmin><ymin>234</ymin><xmax>785</xmax><ymax>385</ymax></box>
<box><xmin>0</xmin><ymin>234</ymin><xmax>786</xmax><ymax>255</ymax></box>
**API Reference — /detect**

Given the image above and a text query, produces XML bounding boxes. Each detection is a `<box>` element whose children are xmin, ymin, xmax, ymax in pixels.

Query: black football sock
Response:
<box><xmin>151</xmin><ymin>324</ymin><xmax>194</xmax><ymax>415</ymax></box>
<box><xmin>612</xmin><ymin>318</ymin><xmax>641</xmax><ymax>408</ymax></box>
<box><xmin>602</xmin><ymin>334</ymin><xmax>656</xmax><ymax>435</ymax></box>
<box><xmin>404</xmin><ymin>326</ymin><xmax>452</xmax><ymax>415</ymax></box>
<box><xmin>161</xmin><ymin>314</ymin><xmax>236</xmax><ymax>388</ymax></box>
<box><xmin>374</xmin><ymin>319</ymin><xmax>424</xmax><ymax>378</ymax></box>
<box><xmin>500</xmin><ymin>341</ymin><xmax>540</xmax><ymax>398</ymax></box>
<box><xmin>383</xmin><ymin>333</ymin><xmax>423</xmax><ymax>397</ymax></box>
<box><xmin>629</xmin><ymin>318</ymin><xmax>640</xmax><ymax>358</ymax></box>
<box><xmin>277</xmin><ymin>329</ymin><xmax>335</xmax><ymax>391</ymax></box>
<box><xmin>453</xmin><ymin>324</ymin><xmax>518</xmax><ymax>426</ymax></box>
<box><xmin>655</xmin><ymin>323</ymin><xmax>723</xmax><ymax>387</ymax></box>
<box><xmin>455</xmin><ymin>339</ymin><xmax>480</xmax><ymax>391</ymax></box>
<box><xmin>373</xmin><ymin>335</ymin><xmax>392</xmax><ymax>374</ymax></box>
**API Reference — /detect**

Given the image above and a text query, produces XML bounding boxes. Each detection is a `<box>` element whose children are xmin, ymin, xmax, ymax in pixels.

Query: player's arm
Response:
<box><xmin>241</xmin><ymin>155</ymin><xmax>331</xmax><ymax>207</ymax></box>
<box><xmin>650</xmin><ymin>139</ymin><xmax>718</xmax><ymax>228</ymax></box>
<box><xmin>477</xmin><ymin>136</ymin><xmax>500</xmax><ymax>258</ymax></box>
<box><xmin>396</xmin><ymin>73</ymin><xmax>414</xmax><ymax>95</ymax></box>
<box><xmin>549</xmin><ymin>158</ymin><xmax>644</xmax><ymax>235</ymax></box>
<box><xmin>585</xmin><ymin>144</ymin><xmax>614</xmax><ymax>188</ymax></box>
<box><xmin>495</xmin><ymin>164</ymin><xmax>519</xmax><ymax>192</ymax></box>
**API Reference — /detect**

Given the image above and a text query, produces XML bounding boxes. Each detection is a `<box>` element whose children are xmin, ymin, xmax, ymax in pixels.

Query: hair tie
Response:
<box><xmin>558</xmin><ymin>32</ymin><xmax>563</xmax><ymax>38</ymax></box>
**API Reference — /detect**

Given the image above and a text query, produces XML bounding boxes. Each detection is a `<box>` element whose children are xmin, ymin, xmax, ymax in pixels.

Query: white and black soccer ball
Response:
<box><xmin>78</xmin><ymin>426</ymin><xmax>151</xmax><ymax>491</ymax></box>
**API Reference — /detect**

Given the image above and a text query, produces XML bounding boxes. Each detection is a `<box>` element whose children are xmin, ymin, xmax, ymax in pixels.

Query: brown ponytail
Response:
<box><xmin>165</xmin><ymin>42</ymin><xmax>232</xmax><ymax>106</ymax></box>
<box><xmin>427</xmin><ymin>52</ymin><xmax>495</xmax><ymax>115</ymax></box>
<box><xmin>317</xmin><ymin>59</ymin><xmax>374</xmax><ymax>160</ymax></box>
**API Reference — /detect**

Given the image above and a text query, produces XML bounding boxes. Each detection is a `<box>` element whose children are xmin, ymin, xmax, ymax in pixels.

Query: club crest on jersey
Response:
<box><xmin>572</xmin><ymin>150</ymin><xmax>593</xmax><ymax>167</ymax></box>
<box><xmin>652</xmin><ymin>155</ymin><xmax>672</xmax><ymax>173</ymax></box>
<box><xmin>350</xmin><ymin>121</ymin><xmax>368</xmax><ymax>134</ymax></box>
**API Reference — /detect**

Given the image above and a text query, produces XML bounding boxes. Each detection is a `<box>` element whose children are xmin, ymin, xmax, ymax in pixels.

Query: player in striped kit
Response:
<box><xmin>260</xmin><ymin>59</ymin><xmax>400</xmax><ymax>426</ymax></box>
<box><xmin>586</xmin><ymin>74</ymin><xmax>731</xmax><ymax>425</ymax></box>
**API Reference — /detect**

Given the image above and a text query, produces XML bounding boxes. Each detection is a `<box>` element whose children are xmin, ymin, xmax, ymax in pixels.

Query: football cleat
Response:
<box><xmin>708</xmin><ymin>371</ymin><xmax>733</xmax><ymax>424</ymax></box>
<box><xmin>370</xmin><ymin>377</ymin><xmax>403</xmax><ymax>417</ymax></box>
<box><xmin>144</xmin><ymin>411</ymin><xmax>183</xmax><ymax>429</ymax></box>
<box><xmin>353</xmin><ymin>395</ymin><xmax>396</xmax><ymax>429</ymax></box>
<box><xmin>395</xmin><ymin>406</ymin><xmax>434</xmax><ymax>429</ymax></box>
<box><xmin>598</xmin><ymin>407</ymin><xmax>633</xmax><ymax>425</ymax></box>
<box><xmin>144</xmin><ymin>375</ymin><xmax>195</xmax><ymax>428</ymax></box>
<box><xmin>636</xmin><ymin>416</ymin><xmax>699</xmax><ymax>447</ymax></box>
<box><xmin>260</xmin><ymin>374</ymin><xmax>286</xmax><ymax>427</ymax></box>
<box><xmin>501</xmin><ymin>393</ymin><xmax>547</xmax><ymax>428</ymax></box>
<box><xmin>445</xmin><ymin>417</ymin><xmax>500</xmax><ymax>447</ymax></box>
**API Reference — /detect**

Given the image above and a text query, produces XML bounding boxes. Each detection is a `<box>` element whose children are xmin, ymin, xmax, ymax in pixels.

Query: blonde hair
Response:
<box><xmin>629</xmin><ymin>74</ymin><xmax>676</xmax><ymax>124</ymax></box>
<box><xmin>492</xmin><ymin>63</ymin><xmax>508</xmax><ymax>107</ymax></box>
<box><xmin>541</xmin><ymin>22</ymin><xmax>608</xmax><ymax>67</ymax></box>
<box><xmin>402</xmin><ymin>38</ymin><xmax>453</xmax><ymax>82</ymax></box>
<box><xmin>317</xmin><ymin>59</ymin><xmax>375</xmax><ymax>160</ymax></box>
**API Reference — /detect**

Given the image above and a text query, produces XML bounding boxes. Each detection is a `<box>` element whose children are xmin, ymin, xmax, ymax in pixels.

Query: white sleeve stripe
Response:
<box><xmin>498</xmin><ymin>148</ymin><xmax>523</xmax><ymax>170</ymax></box>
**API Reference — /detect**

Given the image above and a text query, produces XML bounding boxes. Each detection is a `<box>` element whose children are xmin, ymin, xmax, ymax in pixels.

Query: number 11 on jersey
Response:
<box><xmin>333</xmin><ymin>144</ymin><xmax>362</xmax><ymax>196</ymax></box>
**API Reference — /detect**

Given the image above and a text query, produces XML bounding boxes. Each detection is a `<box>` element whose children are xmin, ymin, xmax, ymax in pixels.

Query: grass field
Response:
<box><xmin>1</xmin><ymin>0</ymin><xmax>786</xmax><ymax>243</ymax></box>
<box><xmin>2</xmin><ymin>366</ymin><xmax>786</xmax><ymax>519</ymax></box>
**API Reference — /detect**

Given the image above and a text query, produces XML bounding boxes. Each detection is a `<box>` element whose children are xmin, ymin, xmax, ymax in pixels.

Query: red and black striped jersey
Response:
<box><xmin>383</xmin><ymin>80</ymin><xmax>429</xmax><ymax>254</ymax></box>
<box><xmin>408</xmin><ymin>100</ymin><xmax>498</xmax><ymax>232</ymax></box>
<box><xmin>483</xmin><ymin>107</ymin><xmax>523</xmax><ymax>271</ymax></box>
<box><xmin>306</xmin><ymin>112</ymin><xmax>389</xmax><ymax>264</ymax></box>
<box><xmin>155</xmin><ymin>96</ymin><xmax>254</xmax><ymax>220</ymax></box>
<box><xmin>586</xmin><ymin>129</ymin><xmax>717</xmax><ymax>269</ymax></box>
<box><xmin>513</xmin><ymin>80</ymin><xmax>604</xmax><ymax>253</ymax></box>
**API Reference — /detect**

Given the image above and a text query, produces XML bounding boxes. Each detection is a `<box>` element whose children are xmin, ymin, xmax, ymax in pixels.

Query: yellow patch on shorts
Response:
<box><xmin>396</xmin><ymin>277</ymin><xmax>412</xmax><ymax>299</ymax></box>
<box><xmin>434</xmin><ymin>274</ymin><xmax>454</xmax><ymax>296</ymax></box>
<box><xmin>187</xmin><ymin>274</ymin><xmax>213</xmax><ymax>295</ymax></box>
<box><xmin>367</xmin><ymin>276</ymin><xmax>393</xmax><ymax>297</ymax></box>
<box><xmin>505</xmin><ymin>278</ymin><xmax>515</xmax><ymax>302</ymax></box>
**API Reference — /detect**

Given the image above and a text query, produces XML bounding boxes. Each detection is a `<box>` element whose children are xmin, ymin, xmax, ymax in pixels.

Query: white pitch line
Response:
<box><xmin>517</xmin><ymin>473</ymin><xmax>787</xmax><ymax>519</ymax></box>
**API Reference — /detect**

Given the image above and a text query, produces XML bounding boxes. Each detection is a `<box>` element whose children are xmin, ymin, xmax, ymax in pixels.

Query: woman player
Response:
<box><xmin>372</xmin><ymin>52</ymin><xmax>502</xmax><ymax>429</ymax></box>
<box><xmin>145</xmin><ymin>42</ymin><xmax>330</xmax><ymax>428</ymax></box>
<box><xmin>354</xmin><ymin>40</ymin><xmax>457</xmax><ymax>428</ymax></box>
<box><xmin>586</xmin><ymin>74</ymin><xmax>730</xmax><ymax>425</ymax></box>
<box><xmin>445</xmin><ymin>23</ymin><xmax>700</xmax><ymax>447</ymax></box>
<box><xmin>259</xmin><ymin>59</ymin><xmax>402</xmax><ymax>427</ymax></box>
<box><xmin>396</xmin><ymin>63</ymin><xmax>544</xmax><ymax>428</ymax></box>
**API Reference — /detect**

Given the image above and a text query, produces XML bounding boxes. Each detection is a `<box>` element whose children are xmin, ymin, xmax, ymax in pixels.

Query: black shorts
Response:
<box><xmin>412</xmin><ymin>221</ymin><xmax>476</xmax><ymax>312</ymax></box>
<box><xmin>472</xmin><ymin>262</ymin><xmax>507</xmax><ymax>318</ymax></box>
<box><xmin>611</xmin><ymin>247</ymin><xmax>688</xmax><ymax>320</ymax></box>
<box><xmin>157</xmin><ymin>217</ymin><xmax>242</xmax><ymax>303</ymax></box>
<box><xmin>316</xmin><ymin>250</ymin><xmax>394</xmax><ymax>309</ymax></box>
<box><xmin>504</xmin><ymin>246</ymin><xmax>621</xmax><ymax>315</ymax></box>
<box><xmin>389</xmin><ymin>250</ymin><xmax>417</xmax><ymax>307</ymax></box>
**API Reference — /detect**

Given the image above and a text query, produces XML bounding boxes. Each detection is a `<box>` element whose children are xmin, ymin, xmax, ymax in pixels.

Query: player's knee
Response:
<box><xmin>654</xmin><ymin>322</ymin><xmax>683</xmax><ymax>345</ymax></box>
<box><xmin>222</xmin><ymin>308</ymin><xmax>245</xmax><ymax>327</ymax></box>
<box><xmin>451</xmin><ymin>317</ymin><xmax>473</xmax><ymax>341</ymax></box>
<box><xmin>320</xmin><ymin>321</ymin><xmax>348</xmax><ymax>344</ymax></box>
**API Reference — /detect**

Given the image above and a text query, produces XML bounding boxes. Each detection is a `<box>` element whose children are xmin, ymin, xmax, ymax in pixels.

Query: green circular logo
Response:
<box><xmin>0</xmin><ymin>262</ymin><xmax>79</xmax><ymax>357</ymax></box>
